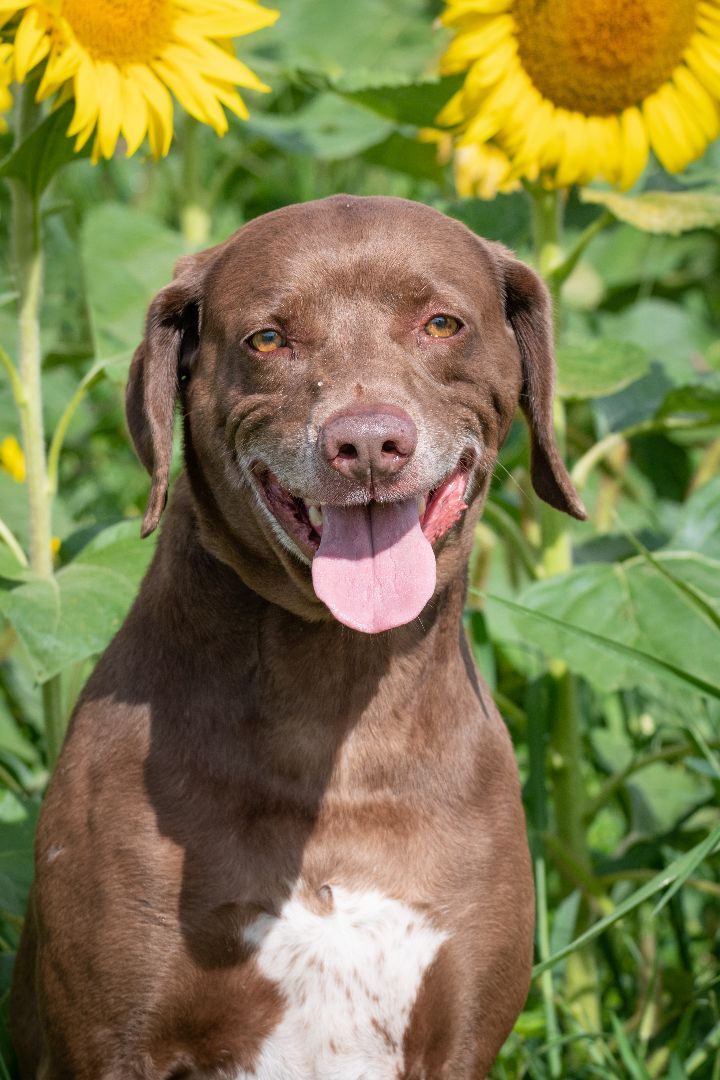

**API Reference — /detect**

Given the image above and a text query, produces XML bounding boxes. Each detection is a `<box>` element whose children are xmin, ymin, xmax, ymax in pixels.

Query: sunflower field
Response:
<box><xmin>0</xmin><ymin>0</ymin><xmax>719</xmax><ymax>1076</ymax></box>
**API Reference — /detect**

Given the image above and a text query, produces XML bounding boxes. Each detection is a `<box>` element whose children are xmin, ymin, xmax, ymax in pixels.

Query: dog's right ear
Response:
<box><xmin>126</xmin><ymin>253</ymin><xmax>207</xmax><ymax>538</ymax></box>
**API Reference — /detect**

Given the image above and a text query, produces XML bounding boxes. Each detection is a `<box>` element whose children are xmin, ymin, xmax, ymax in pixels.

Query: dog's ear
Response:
<box><xmin>490</xmin><ymin>244</ymin><xmax>586</xmax><ymax>520</ymax></box>
<box><xmin>126</xmin><ymin>252</ymin><xmax>206</xmax><ymax>538</ymax></box>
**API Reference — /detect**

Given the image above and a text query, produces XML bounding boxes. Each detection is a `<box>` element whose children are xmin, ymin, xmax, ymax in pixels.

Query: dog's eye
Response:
<box><xmin>424</xmin><ymin>315</ymin><xmax>461</xmax><ymax>338</ymax></box>
<box><xmin>250</xmin><ymin>329</ymin><xmax>287</xmax><ymax>353</ymax></box>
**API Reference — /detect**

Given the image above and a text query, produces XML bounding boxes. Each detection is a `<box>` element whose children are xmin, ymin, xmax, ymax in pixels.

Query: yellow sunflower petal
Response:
<box><xmin>94</xmin><ymin>61</ymin><xmax>123</xmax><ymax>158</ymax></box>
<box><xmin>617</xmin><ymin>107</ymin><xmax>649</xmax><ymax>189</ymax></box>
<box><xmin>441</xmin><ymin>0</ymin><xmax>512</xmax><ymax>27</ymax></box>
<box><xmin>672</xmin><ymin>64</ymin><xmax>720</xmax><ymax>141</ymax></box>
<box><xmin>36</xmin><ymin>41</ymin><xmax>82</xmax><ymax>101</ymax></box>
<box><xmin>120</xmin><ymin>72</ymin><xmax>149</xmax><ymax>156</ymax></box>
<box><xmin>211</xmin><ymin>81</ymin><xmax>250</xmax><ymax>121</ymax></box>
<box><xmin>13</xmin><ymin>8</ymin><xmax>50</xmax><ymax>80</ymax></box>
<box><xmin>175</xmin><ymin>3</ymin><xmax>279</xmax><ymax>39</ymax></box>
<box><xmin>440</xmin><ymin>14</ymin><xmax>514</xmax><ymax>73</ymax></box>
<box><xmin>643</xmin><ymin>86</ymin><xmax>697</xmax><ymax>172</ymax></box>
<box><xmin>67</xmin><ymin>59</ymin><xmax>100</xmax><ymax>137</ymax></box>
<box><xmin>171</xmin><ymin>31</ymin><xmax>268</xmax><ymax>91</ymax></box>
<box><xmin>126</xmin><ymin>64</ymin><xmax>174</xmax><ymax>156</ymax></box>
<box><xmin>153</xmin><ymin>55</ymin><xmax>228</xmax><ymax>134</ymax></box>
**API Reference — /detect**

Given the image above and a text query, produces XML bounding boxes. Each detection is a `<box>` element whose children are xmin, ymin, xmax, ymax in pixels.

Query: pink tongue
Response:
<box><xmin>311</xmin><ymin>499</ymin><xmax>436</xmax><ymax>633</ymax></box>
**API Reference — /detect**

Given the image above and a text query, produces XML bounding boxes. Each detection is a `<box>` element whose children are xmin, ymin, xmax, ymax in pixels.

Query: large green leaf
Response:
<box><xmin>487</xmin><ymin>551</ymin><xmax>720</xmax><ymax>696</ymax></box>
<box><xmin>249</xmin><ymin>0</ymin><xmax>446</xmax><ymax>85</ymax></box>
<box><xmin>583</xmin><ymin>189</ymin><xmax>720</xmax><ymax>235</ymax></box>
<box><xmin>339</xmin><ymin>74</ymin><xmax>463</xmax><ymax>126</ymax></box>
<box><xmin>82</xmin><ymin>204</ymin><xmax>187</xmax><ymax>361</ymax></box>
<box><xmin>598</xmin><ymin>298</ymin><xmax>713</xmax><ymax>386</ymax></box>
<box><xmin>247</xmin><ymin>93</ymin><xmax>393</xmax><ymax>160</ymax></box>
<box><xmin>362</xmin><ymin>132</ymin><xmax>446</xmax><ymax>183</ymax></box>
<box><xmin>0</xmin><ymin>523</ymin><xmax>155</xmax><ymax>682</ymax></box>
<box><xmin>655</xmin><ymin>381</ymin><xmax>720</xmax><ymax>422</ymax></box>
<box><xmin>670</xmin><ymin>477</ymin><xmax>720</xmax><ymax>560</ymax></box>
<box><xmin>556</xmin><ymin>338</ymin><xmax>649</xmax><ymax>400</ymax></box>
<box><xmin>435</xmin><ymin>192</ymin><xmax>531</xmax><ymax>247</ymax></box>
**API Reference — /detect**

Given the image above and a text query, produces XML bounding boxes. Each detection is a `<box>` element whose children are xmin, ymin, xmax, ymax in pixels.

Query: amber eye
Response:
<box><xmin>424</xmin><ymin>314</ymin><xmax>461</xmax><ymax>338</ymax></box>
<box><xmin>250</xmin><ymin>329</ymin><xmax>287</xmax><ymax>353</ymax></box>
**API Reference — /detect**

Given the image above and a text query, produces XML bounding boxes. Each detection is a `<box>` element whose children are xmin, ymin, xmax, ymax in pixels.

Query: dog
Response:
<box><xmin>10</xmin><ymin>195</ymin><xmax>585</xmax><ymax>1079</ymax></box>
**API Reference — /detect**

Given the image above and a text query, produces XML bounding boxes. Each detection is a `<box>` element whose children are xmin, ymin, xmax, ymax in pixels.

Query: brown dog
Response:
<box><xmin>10</xmin><ymin>195</ymin><xmax>585</xmax><ymax>1079</ymax></box>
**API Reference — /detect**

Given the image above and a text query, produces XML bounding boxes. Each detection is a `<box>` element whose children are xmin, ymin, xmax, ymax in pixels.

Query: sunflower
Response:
<box><xmin>439</xmin><ymin>0</ymin><xmax>720</xmax><ymax>191</ymax></box>
<box><xmin>0</xmin><ymin>0</ymin><xmax>278</xmax><ymax>159</ymax></box>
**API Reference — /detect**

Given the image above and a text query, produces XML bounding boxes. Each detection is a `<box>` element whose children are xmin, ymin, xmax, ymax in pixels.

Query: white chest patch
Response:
<box><xmin>235</xmin><ymin>884</ymin><xmax>447</xmax><ymax>1080</ymax></box>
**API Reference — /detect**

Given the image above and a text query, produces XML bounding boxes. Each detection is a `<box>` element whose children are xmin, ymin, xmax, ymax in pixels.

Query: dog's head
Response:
<box><xmin>127</xmin><ymin>195</ymin><xmax>584</xmax><ymax>633</ymax></box>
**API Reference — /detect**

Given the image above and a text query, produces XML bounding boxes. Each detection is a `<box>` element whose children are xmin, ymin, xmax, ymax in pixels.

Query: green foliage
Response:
<box><xmin>0</xmin><ymin>0</ymin><xmax>719</xmax><ymax>1076</ymax></box>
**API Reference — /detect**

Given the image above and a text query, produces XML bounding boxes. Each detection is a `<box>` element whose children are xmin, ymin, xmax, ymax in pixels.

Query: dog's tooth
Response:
<box><xmin>417</xmin><ymin>496</ymin><xmax>427</xmax><ymax>519</ymax></box>
<box><xmin>308</xmin><ymin>504</ymin><xmax>323</xmax><ymax>529</ymax></box>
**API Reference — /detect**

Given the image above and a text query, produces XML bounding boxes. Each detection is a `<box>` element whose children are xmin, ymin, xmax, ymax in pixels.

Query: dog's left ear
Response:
<box><xmin>490</xmin><ymin>244</ymin><xmax>587</xmax><ymax>521</ymax></box>
<box><xmin>126</xmin><ymin>252</ymin><xmax>207</xmax><ymax>538</ymax></box>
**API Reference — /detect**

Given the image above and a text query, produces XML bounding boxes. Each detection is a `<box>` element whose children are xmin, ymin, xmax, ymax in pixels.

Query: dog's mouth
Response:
<box><xmin>252</xmin><ymin>462</ymin><xmax>470</xmax><ymax>634</ymax></box>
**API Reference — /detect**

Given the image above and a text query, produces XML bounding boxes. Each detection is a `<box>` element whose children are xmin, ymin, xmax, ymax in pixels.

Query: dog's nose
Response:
<box><xmin>320</xmin><ymin>406</ymin><xmax>417</xmax><ymax>482</ymax></box>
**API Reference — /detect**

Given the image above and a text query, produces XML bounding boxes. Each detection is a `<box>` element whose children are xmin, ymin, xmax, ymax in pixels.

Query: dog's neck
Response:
<box><xmin>129</xmin><ymin>476</ymin><xmax>488</xmax><ymax>797</ymax></box>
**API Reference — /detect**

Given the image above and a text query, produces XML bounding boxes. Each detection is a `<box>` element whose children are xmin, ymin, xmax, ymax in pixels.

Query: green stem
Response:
<box><xmin>11</xmin><ymin>187</ymin><xmax>50</xmax><ymax>576</ymax></box>
<box><xmin>180</xmin><ymin>115</ymin><xmax>210</xmax><ymax>246</ymax></box>
<box><xmin>0</xmin><ymin>515</ymin><xmax>28</xmax><ymax>568</ymax></box>
<box><xmin>528</xmin><ymin>185</ymin><xmax>600</xmax><ymax>1033</ymax></box>
<box><xmin>47</xmin><ymin>362</ymin><xmax>106</xmax><ymax>496</ymax></box>
<box><xmin>572</xmin><ymin>417</ymin><xmax>717</xmax><ymax>491</ymax></box>
<box><xmin>527</xmin><ymin>677</ymin><xmax>562</xmax><ymax>1079</ymax></box>
<box><xmin>585</xmin><ymin>739</ymin><xmax>720</xmax><ymax>821</ymax></box>
<box><xmin>548</xmin><ymin>211</ymin><xmax>613</xmax><ymax>289</ymax></box>
<box><xmin>9</xmin><ymin>84</ymin><xmax>65</xmax><ymax>764</ymax></box>
<box><xmin>0</xmin><ymin>343</ymin><xmax>26</xmax><ymax>407</ymax></box>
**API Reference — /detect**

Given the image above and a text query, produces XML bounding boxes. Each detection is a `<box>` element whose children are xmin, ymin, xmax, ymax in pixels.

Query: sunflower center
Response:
<box><xmin>514</xmin><ymin>0</ymin><xmax>697</xmax><ymax>115</ymax></box>
<box><xmin>61</xmin><ymin>0</ymin><xmax>173</xmax><ymax>64</ymax></box>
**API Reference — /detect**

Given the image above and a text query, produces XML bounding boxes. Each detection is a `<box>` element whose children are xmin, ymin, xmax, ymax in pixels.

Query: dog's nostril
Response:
<box><xmin>382</xmin><ymin>440</ymin><xmax>402</xmax><ymax>456</ymax></box>
<box><xmin>338</xmin><ymin>443</ymin><xmax>358</xmax><ymax>460</ymax></box>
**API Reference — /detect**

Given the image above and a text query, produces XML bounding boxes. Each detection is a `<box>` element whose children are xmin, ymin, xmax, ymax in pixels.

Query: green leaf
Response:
<box><xmin>0</xmin><ymin>103</ymin><xmax>89</xmax><ymax>197</ymax></box>
<box><xmin>486</xmin><ymin>552</ymin><xmax>720</xmax><ymax>698</ymax></box>
<box><xmin>247</xmin><ymin>93</ymin><xmax>393</xmax><ymax>161</ymax></box>
<box><xmin>598</xmin><ymin>298</ymin><xmax>713</xmax><ymax>386</ymax></box>
<box><xmin>251</xmin><ymin>0</ymin><xmax>447</xmax><ymax>85</ymax></box>
<box><xmin>610</xmin><ymin>1016</ymin><xmax>652</xmax><ymax>1080</ymax></box>
<box><xmin>582</xmin><ymin>188</ymin><xmax>720</xmax><ymax>235</ymax></box>
<box><xmin>0</xmin><ymin>693</ymin><xmax>38</xmax><ymax>766</ymax></box>
<box><xmin>655</xmin><ymin>381</ymin><xmax>720</xmax><ymax>422</ymax></box>
<box><xmin>0</xmin><ymin>524</ymin><xmax>155</xmax><ymax>682</ymax></box>
<box><xmin>338</xmin><ymin>74</ymin><xmax>463</xmax><ymax>126</ymax></box>
<box><xmin>361</xmin><ymin>132</ymin><xmax>446</xmax><ymax>183</ymax></box>
<box><xmin>556</xmin><ymin>338</ymin><xmax>649</xmax><ymax>400</ymax></box>
<box><xmin>652</xmin><ymin>823</ymin><xmax>720</xmax><ymax>915</ymax></box>
<box><xmin>670</xmin><ymin>476</ymin><xmax>720</xmax><ymax>560</ymax></box>
<box><xmin>532</xmin><ymin>822</ymin><xmax>720</xmax><ymax>977</ymax></box>
<box><xmin>435</xmin><ymin>192</ymin><xmax>531</xmax><ymax>247</ymax></box>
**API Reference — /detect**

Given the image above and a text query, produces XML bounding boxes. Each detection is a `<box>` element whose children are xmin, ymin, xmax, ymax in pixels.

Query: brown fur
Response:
<box><xmin>10</xmin><ymin>195</ymin><xmax>584</xmax><ymax>1079</ymax></box>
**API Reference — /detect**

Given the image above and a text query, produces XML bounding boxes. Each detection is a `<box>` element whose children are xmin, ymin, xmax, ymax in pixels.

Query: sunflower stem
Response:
<box><xmin>9</xmin><ymin>84</ymin><xmax>65</xmax><ymax>765</ymax></box>
<box><xmin>180</xmin><ymin>115</ymin><xmax>211</xmax><ymax>246</ymax></box>
<box><xmin>528</xmin><ymin>185</ymin><xmax>601</xmax><ymax>1038</ymax></box>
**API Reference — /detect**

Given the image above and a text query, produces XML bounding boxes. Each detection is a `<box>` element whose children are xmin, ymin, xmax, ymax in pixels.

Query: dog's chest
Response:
<box><xmin>234</xmin><ymin>883</ymin><xmax>447</xmax><ymax>1080</ymax></box>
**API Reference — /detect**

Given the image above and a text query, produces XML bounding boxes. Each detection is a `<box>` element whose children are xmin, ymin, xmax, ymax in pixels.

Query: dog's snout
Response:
<box><xmin>320</xmin><ymin>406</ymin><xmax>417</xmax><ymax>482</ymax></box>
